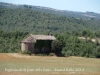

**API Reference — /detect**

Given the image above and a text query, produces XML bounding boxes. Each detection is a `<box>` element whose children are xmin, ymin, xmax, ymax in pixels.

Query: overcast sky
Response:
<box><xmin>0</xmin><ymin>0</ymin><xmax>100</xmax><ymax>13</ymax></box>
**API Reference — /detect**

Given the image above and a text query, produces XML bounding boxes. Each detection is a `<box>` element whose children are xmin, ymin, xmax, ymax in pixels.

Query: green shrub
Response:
<box><xmin>21</xmin><ymin>50</ymin><xmax>32</xmax><ymax>55</ymax></box>
<box><xmin>49</xmin><ymin>53</ymin><xmax>55</xmax><ymax>56</ymax></box>
<box><xmin>51</xmin><ymin>40</ymin><xmax>63</xmax><ymax>53</ymax></box>
<box><xmin>62</xmin><ymin>47</ymin><xmax>72</xmax><ymax>57</ymax></box>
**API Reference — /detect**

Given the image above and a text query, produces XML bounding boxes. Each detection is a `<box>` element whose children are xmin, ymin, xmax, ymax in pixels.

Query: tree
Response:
<box><xmin>95</xmin><ymin>46</ymin><xmax>100</xmax><ymax>58</ymax></box>
<box><xmin>51</xmin><ymin>40</ymin><xmax>63</xmax><ymax>53</ymax></box>
<box><xmin>81</xmin><ymin>30</ymin><xmax>93</xmax><ymax>37</ymax></box>
<box><xmin>62</xmin><ymin>47</ymin><xmax>72</xmax><ymax>57</ymax></box>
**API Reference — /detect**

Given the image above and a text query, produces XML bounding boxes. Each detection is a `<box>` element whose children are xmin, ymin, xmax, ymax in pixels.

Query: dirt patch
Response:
<box><xmin>0</xmin><ymin>53</ymin><xmax>15</xmax><ymax>61</ymax></box>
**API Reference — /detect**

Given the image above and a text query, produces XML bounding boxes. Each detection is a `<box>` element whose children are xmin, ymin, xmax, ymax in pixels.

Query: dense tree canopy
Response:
<box><xmin>0</xmin><ymin>8</ymin><xmax>100</xmax><ymax>33</ymax></box>
<box><xmin>0</xmin><ymin>31</ymin><xmax>29</xmax><ymax>53</ymax></box>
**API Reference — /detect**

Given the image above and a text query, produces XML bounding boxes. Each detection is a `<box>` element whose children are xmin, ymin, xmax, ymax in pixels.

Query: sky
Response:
<box><xmin>0</xmin><ymin>0</ymin><xmax>100</xmax><ymax>13</ymax></box>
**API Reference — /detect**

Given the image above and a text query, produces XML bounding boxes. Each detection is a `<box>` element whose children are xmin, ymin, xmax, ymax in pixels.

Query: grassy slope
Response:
<box><xmin>0</xmin><ymin>53</ymin><xmax>100</xmax><ymax>75</ymax></box>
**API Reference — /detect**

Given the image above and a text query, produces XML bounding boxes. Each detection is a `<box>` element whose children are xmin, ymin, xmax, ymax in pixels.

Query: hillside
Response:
<box><xmin>0</xmin><ymin>2</ymin><xmax>100</xmax><ymax>19</ymax></box>
<box><xmin>0</xmin><ymin>7</ymin><xmax>100</xmax><ymax>33</ymax></box>
<box><xmin>0</xmin><ymin>2</ymin><xmax>100</xmax><ymax>59</ymax></box>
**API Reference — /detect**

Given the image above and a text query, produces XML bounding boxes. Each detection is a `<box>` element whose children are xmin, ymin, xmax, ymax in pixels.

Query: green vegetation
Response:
<box><xmin>0</xmin><ymin>6</ymin><xmax>100</xmax><ymax>58</ymax></box>
<box><xmin>21</xmin><ymin>50</ymin><xmax>32</xmax><ymax>55</ymax></box>
<box><xmin>54</xmin><ymin>32</ymin><xmax>100</xmax><ymax>58</ymax></box>
<box><xmin>0</xmin><ymin>2</ymin><xmax>100</xmax><ymax>75</ymax></box>
<box><xmin>0</xmin><ymin>31</ymin><xmax>100</xmax><ymax>58</ymax></box>
<box><xmin>0</xmin><ymin>31</ymin><xmax>29</xmax><ymax>53</ymax></box>
<box><xmin>51</xmin><ymin>40</ymin><xmax>63</xmax><ymax>53</ymax></box>
<box><xmin>1</xmin><ymin>2</ymin><xmax>100</xmax><ymax>19</ymax></box>
<box><xmin>0</xmin><ymin>8</ymin><xmax>100</xmax><ymax>33</ymax></box>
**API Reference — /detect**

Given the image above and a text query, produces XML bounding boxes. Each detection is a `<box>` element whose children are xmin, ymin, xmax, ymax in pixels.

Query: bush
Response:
<box><xmin>62</xmin><ymin>47</ymin><xmax>72</xmax><ymax>57</ymax></box>
<box><xmin>51</xmin><ymin>40</ymin><xmax>63</xmax><ymax>53</ymax></box>
<box><xmin>49</xmin><ymin>53</ymin><xmax>55</xmax><ymax>56</ymax></box>
<box><xmin>21</xmin><ymin>50</ymin><xmax>32</xmax><ymax>55</ymax></box>
<box><xmin>95</xmin><ymin>46</ymin><xmax>100</xmax><ymax>58</ymax></box>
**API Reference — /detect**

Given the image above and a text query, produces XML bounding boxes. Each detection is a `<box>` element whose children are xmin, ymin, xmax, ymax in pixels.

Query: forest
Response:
<box><xmin>0</xmin><ymin>6</ymin><xmax>100</xmax><ymax>58</ymax></box>
<box><xmin>1</xmin><ymin>2</ymin><xmax>100</xmax><ymax>19</ymax></box>
<box><xmin>0</xmin><ymin>8</ymin><xmax>100</xmax><ymax>33</ymax></box>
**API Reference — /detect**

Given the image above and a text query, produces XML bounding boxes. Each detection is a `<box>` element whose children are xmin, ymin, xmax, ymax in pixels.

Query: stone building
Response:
<box><xmin>21</xmin><ymin>34</ymin><xmax>56</xmax><ymax>53</ymax></box>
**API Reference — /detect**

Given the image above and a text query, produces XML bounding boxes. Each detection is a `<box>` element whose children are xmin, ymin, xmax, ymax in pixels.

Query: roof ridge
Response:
<box><xmin>22</xmin><ymin>34</ymin><xmax>56</xmax><ymax>43</ymax></box>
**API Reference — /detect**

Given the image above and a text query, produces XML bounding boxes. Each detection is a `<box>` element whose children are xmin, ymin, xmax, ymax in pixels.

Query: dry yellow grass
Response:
<box><xmin>0</xmin><ymin>53</ymin><xmax>100</xmax><ymax>75</ymax></box>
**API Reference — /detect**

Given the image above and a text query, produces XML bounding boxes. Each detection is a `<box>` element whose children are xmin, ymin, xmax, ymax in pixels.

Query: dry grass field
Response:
<box><xmin>0</xmin><ymin>53</ymin><xmax>100</xmax><ymax>75</ymax></box>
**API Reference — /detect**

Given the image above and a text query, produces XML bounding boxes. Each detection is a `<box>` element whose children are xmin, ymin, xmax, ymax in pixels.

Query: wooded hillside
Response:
<box><xmin>0</xmin><ymin>8</ymin><xmax>100</xmax><ymax>33</ymax></box>
<box><xmin>0</xmin><ymin>4</ymin><xmax>100</xmax><ymax>58</ymax></box>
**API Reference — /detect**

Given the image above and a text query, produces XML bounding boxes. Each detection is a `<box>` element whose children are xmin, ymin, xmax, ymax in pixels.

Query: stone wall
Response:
<box><xmin>21</xmin><ymin>42</ymin><xmax>34</xmax><ymax>52</ymax></box>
